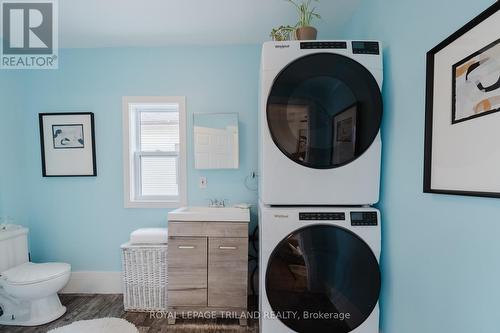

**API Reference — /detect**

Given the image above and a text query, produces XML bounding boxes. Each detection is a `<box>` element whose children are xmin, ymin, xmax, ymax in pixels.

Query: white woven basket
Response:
<box><xmin>121</xmin><ymin>243</ymin><xmax>168</xmax><ymax>312</ymax></box>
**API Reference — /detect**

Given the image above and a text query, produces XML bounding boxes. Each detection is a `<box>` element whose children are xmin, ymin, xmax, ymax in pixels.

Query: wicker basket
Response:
<box><xmin>121</xmin><ymin>243</ymin><xmax>168</xmax><ymax>312</ymax></box>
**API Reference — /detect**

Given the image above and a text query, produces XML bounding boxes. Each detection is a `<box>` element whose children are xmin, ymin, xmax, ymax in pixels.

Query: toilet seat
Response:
<box><xmin>1</xmin><ymin>262</ymin><xmax>71</xmax><ymax>286</ymax></box>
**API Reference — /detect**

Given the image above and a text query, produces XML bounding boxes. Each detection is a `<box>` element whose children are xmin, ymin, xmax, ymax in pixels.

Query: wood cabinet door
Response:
<box><xmin>168</xmin><ymin>237</ymin><xmax>208</xmax><ymax>307</ymax></box>
<box><xmin>208</xmin><ymin>237</ymin><xmax>248</xmax><ymax>308</ymax></box>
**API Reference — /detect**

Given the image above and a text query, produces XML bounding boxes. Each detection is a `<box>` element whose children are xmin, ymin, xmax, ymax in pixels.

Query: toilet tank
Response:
<box><xmin>0</xmin><ymin>224</ymin><xmax>29</xmax><ymax>273</ymax></box>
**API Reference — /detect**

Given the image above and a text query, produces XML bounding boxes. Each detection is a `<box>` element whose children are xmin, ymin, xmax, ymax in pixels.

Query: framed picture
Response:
<box><xmin>296</xmin><ymin>128</ymin><xmax>308</xmax><ymax>160</ymax></box>
<box><xmin>424</xmin><ymin>3</ymin><xmax>500</xmax><ymax>197</ymax></box>
<box><xmin>332</xmin><ymin>103</ymin><xmax>357</xmax><ymax>165</ymax></box>
<box><xmin>39</xmin><ymin>112</ymin><xmax>97</xmax><ymax>177</ymax></box>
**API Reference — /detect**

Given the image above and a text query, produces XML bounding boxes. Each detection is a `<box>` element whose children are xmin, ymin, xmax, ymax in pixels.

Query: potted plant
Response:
<box><xmin>270</xmin><ymin>25</ymin><xmax>296</xmax><ymax>41</ymax></box>
<box><xmin>286</xmin><ymin>0</ymin><xmax>321</xmax><ymax>40</ymax></box>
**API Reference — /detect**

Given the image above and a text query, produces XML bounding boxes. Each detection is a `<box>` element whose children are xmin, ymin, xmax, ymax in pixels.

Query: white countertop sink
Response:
<box><xmin>168</xmin><ymin>206</ymin><xmax>250</xmax><ymax>222</ymax></box>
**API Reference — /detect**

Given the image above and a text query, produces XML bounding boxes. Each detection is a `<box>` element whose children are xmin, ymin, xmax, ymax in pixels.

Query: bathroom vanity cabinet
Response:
<box><xmin>167</xmin><ymin>221</ymin><xmax>249</xmax><ymax>325</ymax></box>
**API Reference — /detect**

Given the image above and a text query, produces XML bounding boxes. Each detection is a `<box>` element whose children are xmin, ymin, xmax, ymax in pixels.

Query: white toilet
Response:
<box><xmin>0</xmin><ymin>224</ymin><xmax>71</xmax><ymax>326</ymax></box>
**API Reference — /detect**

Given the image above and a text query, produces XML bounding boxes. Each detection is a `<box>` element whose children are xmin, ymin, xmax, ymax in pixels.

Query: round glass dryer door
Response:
<box><xmin>265</xmin><ymin>225</ymin><xmax>381</xmax><ymax>333</ymax></box>
<box><xmin>267</xmin><ymin>53</ymin><xmax>382</xmax><ymax>169</ymax></box>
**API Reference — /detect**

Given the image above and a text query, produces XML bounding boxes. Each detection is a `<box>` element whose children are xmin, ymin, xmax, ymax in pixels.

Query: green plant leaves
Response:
<box><xmin>285</xmin><ymin>0</ymin><xmax>321</xmax><ymax>27</ymax></box>
<box><xmin>270</xmin><ymin>25</ymin><xmax>296</xmax><ymax>41</ymax></box>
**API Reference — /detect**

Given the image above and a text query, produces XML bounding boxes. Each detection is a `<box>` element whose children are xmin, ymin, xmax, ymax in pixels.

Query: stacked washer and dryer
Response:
<box><xmin>258</xmin><ymin>40</ymin><xmax>383</xmax><ymax>333</ymax></box>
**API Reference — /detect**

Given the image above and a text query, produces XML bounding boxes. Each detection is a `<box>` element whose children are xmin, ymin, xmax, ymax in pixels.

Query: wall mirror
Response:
<box><xmin>193</xmin><ymin>113</ymin><xmax>239</xmax><ymax>169</ymax></box>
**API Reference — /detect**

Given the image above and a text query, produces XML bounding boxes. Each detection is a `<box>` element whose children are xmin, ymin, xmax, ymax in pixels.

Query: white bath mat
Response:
<box><xmin>47</xmin><ymin>318</ymin><xmax>138</xmax><ymax>333</ymax></box>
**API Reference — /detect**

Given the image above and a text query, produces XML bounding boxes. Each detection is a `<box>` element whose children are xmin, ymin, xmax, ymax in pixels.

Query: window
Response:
<box><xmin>123</xmin><ymin>96</ymin><xmax>187</xmax><ymax>208</ymax></box>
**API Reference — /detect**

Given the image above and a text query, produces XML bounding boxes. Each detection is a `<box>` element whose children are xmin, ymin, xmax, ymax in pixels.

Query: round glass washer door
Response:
<box><xmin>267</xmin><ymin>53</ymin><xmax>383</xmax><ymax>169</ymax></box>
<box><xmin>265</xmin><ymin>225</ymin><xmax>381</xmax><ymax>333</ymax></box>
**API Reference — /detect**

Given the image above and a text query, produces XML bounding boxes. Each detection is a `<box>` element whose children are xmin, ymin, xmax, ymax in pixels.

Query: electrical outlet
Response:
<box><xmin>199</xmin><ymin>176</ymin><xmax>207</xmax><ymax>189</ymax></box>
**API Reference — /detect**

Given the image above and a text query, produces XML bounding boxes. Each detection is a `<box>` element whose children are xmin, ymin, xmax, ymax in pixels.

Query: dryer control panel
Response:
<box><xmin>300</xmin><ymin>41</ymin><xmax>347</xmax><ymax>49</ymax></box>
<box><xmin>351</xmin><ymin>212</ymin><xmax>378</xmax><ymax>226</ymax></box>
<box><xmin>352</xmin><ymin>41</ymin><xmax>380</xmax><ymax>55</ymax></box>
<box><xmin>299</xmin><ymin>212</ymin><xmax>345</xmax><ymax>221</ymax></box>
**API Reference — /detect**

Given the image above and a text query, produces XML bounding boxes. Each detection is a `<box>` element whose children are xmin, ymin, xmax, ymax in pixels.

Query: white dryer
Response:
<box><xmin>259</xmin><ymin>41</ymin><xmax>383</xmax><ymax>206</ymax></box>
<box><xmin>259</xmin><ymin>203</ymin><xmax>381</xmax><ymax>333</ymax></box>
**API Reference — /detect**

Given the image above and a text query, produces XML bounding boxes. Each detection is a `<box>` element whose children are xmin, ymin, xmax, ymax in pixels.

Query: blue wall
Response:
<box><xmin>1</xmin><ymin>45</ymin><xmax>260</xmax><ymax>271</ymax></box>
<box><xmin>0</xmin><ymin>71</ymin><xmax>26</xmax><ymax>220</ymax></box>
<box><xmin>341</xmin><ymin>1</ymin><xmax>500</xmax><ymax>332</ymax></box>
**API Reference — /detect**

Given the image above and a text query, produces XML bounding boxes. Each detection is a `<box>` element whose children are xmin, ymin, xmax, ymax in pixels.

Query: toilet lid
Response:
<box><xmin>1</xmin><ymin>262</ymin><xmax>71</xmax><ymax>285</ymax></box>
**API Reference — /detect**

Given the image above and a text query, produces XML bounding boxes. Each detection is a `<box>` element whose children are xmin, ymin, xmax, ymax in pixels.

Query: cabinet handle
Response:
<box><xmin>219</xmin><ymin>246</ymin><xmax>237</xmax><ymax>250</ymax></box>
<box><xmin>178</xmin><ymin>245</ymin><xmax>195</xmax><ymax>249</ymax></box>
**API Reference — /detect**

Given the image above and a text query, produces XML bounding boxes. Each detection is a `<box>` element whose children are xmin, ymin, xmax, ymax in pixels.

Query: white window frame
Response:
<box><xmin>123</xmin><ymin>96</ymin><xmax>187</xmax><ymax>208</ymax></box>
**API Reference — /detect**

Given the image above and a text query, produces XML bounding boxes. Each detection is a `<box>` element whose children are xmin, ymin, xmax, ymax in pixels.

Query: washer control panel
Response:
<box><xmin>299</xmin><ymin>212</ymin><xmax>345</xmax><ymax>221</ymax></box>
<box><xmin>350</xmin><ymin>212</ymin><xmax>378</xmax><ymax>226</ymax></box>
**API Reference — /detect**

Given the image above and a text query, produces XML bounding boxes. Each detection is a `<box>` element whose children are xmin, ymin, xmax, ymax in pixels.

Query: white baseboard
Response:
<box><xmin>61</xmin><ymin>271</ymin><xmax>122</xmax><ymax>294</ymax></box>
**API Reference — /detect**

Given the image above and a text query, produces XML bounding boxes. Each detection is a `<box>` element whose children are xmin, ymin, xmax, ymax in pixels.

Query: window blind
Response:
<box><xmin>137</xmin><ymin>109</ymin><xmax>180</xmax><ymax>197</ymax></box>
<box><xmin>140</xmin><ymin>111</ymin><xmax>179</xmax><ymax>152</ymax></box>
<box><xmin>140</xmin><ymin>156</ymin><xmax>178</xmax><ymax>196</ymax></box>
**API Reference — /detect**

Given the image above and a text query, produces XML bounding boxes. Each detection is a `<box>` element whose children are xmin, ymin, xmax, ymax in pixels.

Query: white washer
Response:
<box><xmin>259</xmin><ymin>203</ymin><xmax>381</xmax><ymax>333</ymax></box>
<box><xmin>259</xmin><ymin>40</ymin><xmax>383</xmax><ymax>206</ymax></box>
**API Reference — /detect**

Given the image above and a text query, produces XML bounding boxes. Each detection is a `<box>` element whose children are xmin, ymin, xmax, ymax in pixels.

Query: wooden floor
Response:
<box><xmin>0</xmin><ymin>294</ymin><xmax>259</xmax><ymax>333</ymax></box>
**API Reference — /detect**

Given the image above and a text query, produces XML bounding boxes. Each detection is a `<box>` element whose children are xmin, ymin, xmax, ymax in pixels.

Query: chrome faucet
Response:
<box><xmin>209</xmin><ymin>199</ymin><xmax>227</xmax><ymax>208</ymax></box>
